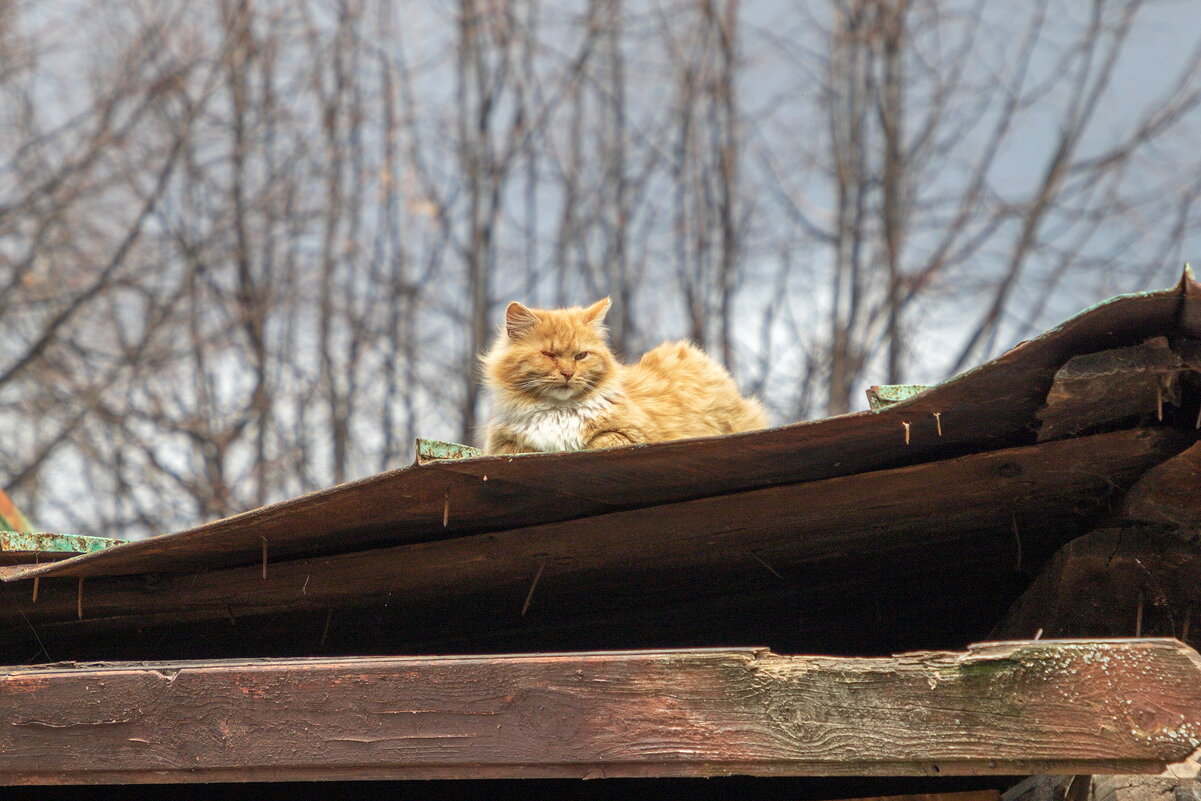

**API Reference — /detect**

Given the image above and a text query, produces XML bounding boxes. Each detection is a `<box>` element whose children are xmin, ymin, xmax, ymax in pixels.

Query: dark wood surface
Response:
<box><xmin>0</xmin><ymin>540</ymin><xmax>1035</xmax><ymax>661</ymax></box>
<box><xmin>0</xmin><ymin>428</ymin><xmax>1184</xmax><ymax>639</ymax></box>
<box><xmin>3</xmin><ymin>279</ymin><xmax>1195</xmax><ymax>583</ymax></box>
<box><xmin>1124</xmin><ymin>441</ymin><xmax>1201</xmax><ymax>528</ymax></box>
<box><xmin>2</xmin><ymin>639</ymin><xmax>1199</xmax><ymax>784</ymax></box>
<box><xmin>1035</xmin><ymin>337</ymin><xmax>1186</xmax><ymax>441</ymax></box>
<box><xmin>998</xmin><ymin>527</ymin><xmax>1201</xmax><ymax>641</ymax></box>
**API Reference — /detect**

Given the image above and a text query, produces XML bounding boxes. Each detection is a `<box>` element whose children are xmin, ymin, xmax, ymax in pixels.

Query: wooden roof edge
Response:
<box><xmin>2</xmin><ymin>274</ymin><xmax>1196</xmax><ymax>585</ymax></box>
<box><xmin>0</xmin><ymin>427</ymin><xmax>1182</xmax><ymax>634</ymax></box>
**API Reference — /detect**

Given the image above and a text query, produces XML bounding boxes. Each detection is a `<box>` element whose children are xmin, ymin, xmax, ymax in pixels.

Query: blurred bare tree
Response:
<box><xmin>2</xmin><ymin>0</ymin><xmax>1200</xmax><ymax>537</ymax></box>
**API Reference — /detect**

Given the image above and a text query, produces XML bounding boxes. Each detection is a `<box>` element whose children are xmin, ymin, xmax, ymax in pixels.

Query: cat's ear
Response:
<box><xmin>505</xmin><ymin>301</ymin><xmax>539</xmax><ymax>339</ymax></box>
<box><xmin>583</xmin><ymin>297</ymin><xmax>611</xmax><ymax>326</ymax></box>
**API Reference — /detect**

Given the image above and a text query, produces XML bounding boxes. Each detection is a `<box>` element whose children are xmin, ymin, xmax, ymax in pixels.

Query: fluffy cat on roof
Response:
<box><xmin>481</xmin><ymin>298</ymin><xmax>768</xmax><ymax>454</ymax></box>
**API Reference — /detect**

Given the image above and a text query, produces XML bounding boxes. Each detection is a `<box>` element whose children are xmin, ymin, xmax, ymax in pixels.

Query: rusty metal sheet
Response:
<box><xmin>2</xmin><ymin>270</ymin><xmax>1198</xmax><ymax>583</ymax></box>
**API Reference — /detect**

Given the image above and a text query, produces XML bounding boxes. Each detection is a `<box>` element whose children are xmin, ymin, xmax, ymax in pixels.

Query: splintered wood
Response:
<box><xmin>1036</xmin><ymin>337</ymin><xmax>1192</xmax><ymax>442</ymax></box>
<box><xmin>1</xmin><ymin>639</ymin><xmax>1200</xmax><ymax>785</ymax></box>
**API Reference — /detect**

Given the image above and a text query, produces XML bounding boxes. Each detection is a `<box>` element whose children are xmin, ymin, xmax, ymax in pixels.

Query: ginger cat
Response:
<box><xmin>481</xmin><ymin>298</ymin><xmax>768</xmax><ymax>454</ymax></box>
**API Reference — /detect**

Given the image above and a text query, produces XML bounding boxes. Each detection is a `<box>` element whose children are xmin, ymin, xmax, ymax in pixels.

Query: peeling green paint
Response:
<box><xmin>866</xmin><ymin>384</ymin><xmax>933</xmax><ymax>411</ymax></box>
<box><xmin>415</xmin><ymin>438</ymin><xmax>484</xmax><ymax>464</ymax></box>
<box><xmin>0</xmin><ymin>530</ymin><xmax>124</xmax><ymax>556</ymax></box>
<box><xmin>0</xmin><ymin>490</ymin><xmax>124</xmax><ymax>558</ymax></box>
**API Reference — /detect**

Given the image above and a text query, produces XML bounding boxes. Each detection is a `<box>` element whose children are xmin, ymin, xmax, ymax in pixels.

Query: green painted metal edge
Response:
<box><xmin>0</xmin><ymin>487</ymin><xmax>124</xmax><ymax>557</ymax></box>
<box><xmin>0</xmin><ymin>530</ymin><xmax>125</xmax><ymax>555</ymax></box>
<box><xmin>865</xmin><ymin>384</ymin><xmax>933</xmax><ymax>411</ymax></box>
<box><xmin>862</xmin><ymin>265</ymin><xmax>1199</xmax><ymax>414</ymax></box>
<box><xmin>415</xmin><ymin>438</ymin><xmax>484</xmax><ymax>465</ymax></box>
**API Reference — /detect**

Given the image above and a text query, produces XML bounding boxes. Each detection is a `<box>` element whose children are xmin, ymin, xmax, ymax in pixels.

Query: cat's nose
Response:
<box><xmin>560</xmin><ymin>368</ymin><xmax>574</xmax><ymax>380</ymax></box>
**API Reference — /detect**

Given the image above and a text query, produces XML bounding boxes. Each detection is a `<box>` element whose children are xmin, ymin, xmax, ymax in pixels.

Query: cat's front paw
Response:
<box><xmin>587</xmin><ymin>431</ymin><xmax>633</xmax><ymax>450</ymax></box>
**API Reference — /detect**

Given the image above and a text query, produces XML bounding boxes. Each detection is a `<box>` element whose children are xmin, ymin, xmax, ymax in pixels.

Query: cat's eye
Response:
<box><xmin>540</xmin><ymin>350</ymin><xmax>555</xmax><ymax>359</ymax></box>
<box><xmin>574</xmin><ymin>351</ymin><xmax>589</xmax><ymax>360</ymax></box>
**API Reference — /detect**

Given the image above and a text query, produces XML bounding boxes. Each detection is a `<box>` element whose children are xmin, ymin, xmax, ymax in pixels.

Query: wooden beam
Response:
<box><xmin>998</xmin><ymin>528</ymin><xmax>1201</xmax><ymax>642</ymax></box>
<box><xmin>1124</xmin><ymin>441</ymin><xmax>1201</xmax><ymax>529</ymax></box>
<box><xmin>1036</xmin><ymin>337</ymin><xmax>1193</xmax><ymax>442</ymax></box>
<box><xmin>0</xmin><ymin>428</ymin><xmax>1184</xmax><ymax>638</ymax></box>
<box><xmin>2</xmin><ymin>639</ymin><xmax>1200</xmax><ymax>785</ymax></box>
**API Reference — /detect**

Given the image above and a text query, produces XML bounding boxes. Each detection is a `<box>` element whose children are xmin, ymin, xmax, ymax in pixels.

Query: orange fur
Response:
<box><xmin>481</xmin><ymin>298</ymin><xmax>768</xmax><ymax>454</ymax></box>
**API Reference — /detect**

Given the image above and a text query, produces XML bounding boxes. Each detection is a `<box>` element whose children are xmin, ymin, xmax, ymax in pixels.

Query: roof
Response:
<box><xmin>0</xmin><ymin>270</ymin><xmax>1198</xmax><ymax>660</ymax></box>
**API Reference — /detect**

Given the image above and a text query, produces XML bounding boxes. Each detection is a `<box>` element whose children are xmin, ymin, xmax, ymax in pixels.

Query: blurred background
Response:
<box><xmin>3</xmin><ymin>0</ymin><xmax>1201</xmax><ymax>539</ymax></box>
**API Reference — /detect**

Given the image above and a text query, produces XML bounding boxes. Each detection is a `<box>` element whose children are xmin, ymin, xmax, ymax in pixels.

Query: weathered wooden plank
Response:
<box><xmin>1</xmin><ymin>639</ymin><xmax>1199</xmax><ymax>784</ymax></box>
<box><xmin>1035</xmin><ymin>337</ymin><xmax>1191</xmax><ymax>442</ymax></box>
<box><xmin>0</xmin><ymin>428</ymin><xmax>1183</xmax><ymax>636</ymax></box>
<box><xmin>0</xmin><ymin>542</ymin><xmax>1034</xmax><ymax>662</ymax></box>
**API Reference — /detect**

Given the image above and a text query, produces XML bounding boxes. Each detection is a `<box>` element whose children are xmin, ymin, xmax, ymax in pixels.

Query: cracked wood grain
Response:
<box><xmin>2</xmin><ymin>639</ymin><xmax>1200</xmax><ymax>784</ymax></box>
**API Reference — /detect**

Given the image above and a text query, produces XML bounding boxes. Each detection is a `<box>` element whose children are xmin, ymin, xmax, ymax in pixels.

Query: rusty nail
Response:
<box><xmin>1011</xmin><ymin>513</ymin><xmax>1022</xmax><ymax>572</ymax></box>
<box><xmin>76</xmin><ymin>577</ymin><xmax>84</xmax><ymax>620</ymax></box>
<box><xmin>902</xmin><ymin>421</ymin><xmax>911</xmax><ymax>445</ymax></box>
<box><xmin>933</xmin><ymin>412</ymin><xmax>943</xmax><ymax>436</ymax></box>
<box><xmin>31</xmin><ymin>576</ymin><xmax>39</xmax><ymax>603</ymax></box>
<box><xmin>261</xmin><ymin>537</ymin><xmax>268</xmax><ymax>580</ymax></box>
<box><xmin>1033</xmin><ymin>628</ymin><xmax>1043</xmax><ymax>640</ymax></box>
<box><xmin>1157</xmin><ymin>387</ymin><xmax>1164</xmax><ymax>422</ymax></box>
<box><xmin>319</xmin><ymin>607</ymin><xmax>333</xmax><ymax>648</ymax></box>
<box><xmin>751</xmin><ymin>550</ymin><xmax>784</xmax><ymax>580</ymax></box>
<box><xmin>1136</xmin><ymin>591</ymin><xmax>1144</xmax><ymax>637</ymax></box>
<box><xmin>521</xmin><ymin>558</ymin><xmax>548</xmax><ymax>617</ymax></box>
<box><xmin>442</xmin><ymin>494</ymin><xmax>450</xmax><ymax>528</ymax></box>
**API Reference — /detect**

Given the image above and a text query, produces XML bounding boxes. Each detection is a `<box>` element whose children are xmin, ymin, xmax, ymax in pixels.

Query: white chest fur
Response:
<box><xmin>498</xmin><ymin>394</ymin><xmax>614</xmax><ymax>452</ymax></box>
